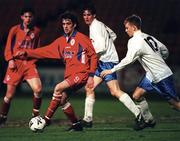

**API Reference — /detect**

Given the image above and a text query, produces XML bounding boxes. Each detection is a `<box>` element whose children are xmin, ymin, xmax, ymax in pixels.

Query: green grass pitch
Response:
<box><xmin>0</xmin><ymin>96</ymin><xmax>180</xmax><ymax>141</ymax></box>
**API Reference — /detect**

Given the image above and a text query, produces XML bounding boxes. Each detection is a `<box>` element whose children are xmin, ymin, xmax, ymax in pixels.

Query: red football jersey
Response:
<box><xmin>4</xmin><ymin>24</ymin><xmax>40</xmax><ymax>65</ymax></box>
<box><xmin>27</xmin><ymin>30</ymin><xmax>97</xmax><ymax>78</ymax></box>
<box><xmin>3</xmin><ymin>24</ymin><xmax>41</xmax><ymax>85</ymax></box>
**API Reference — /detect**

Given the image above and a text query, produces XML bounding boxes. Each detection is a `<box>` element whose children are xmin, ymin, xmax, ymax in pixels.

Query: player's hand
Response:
<box><xmin>100</xmin><ymin>69</ymin><xmax>112</xmax><ymax>78</ymax></box>
<box><xmin>86</xmin><ymin>76</ymin><xmax>94</xmax><ymax>89</ymax></box>
<box><xmin>8</xmin><ymin>60</ymin><xmax>17</xmax><ymax>72</ymax></box>
<box><xmin>14</xmin><ymin>51</ymin><xmax>27</xmax><ymax>60</ymax></box>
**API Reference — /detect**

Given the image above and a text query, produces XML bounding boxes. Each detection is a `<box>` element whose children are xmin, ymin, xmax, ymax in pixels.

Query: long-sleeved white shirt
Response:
<box><xmin>111</xmin><ymin>30</ymin><xmax>172</xmax><ymax>83</ymax></box>
<box><xmin>89</xmin><ymin>18</ymin><xmax>119</xmax><ymax>63</ymax></box>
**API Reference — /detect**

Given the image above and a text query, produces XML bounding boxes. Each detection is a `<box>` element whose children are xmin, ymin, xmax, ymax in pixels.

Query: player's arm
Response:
<box><xmin>26</xmin><ymin>38</ymin><xmax>62</xmax><ymax>59</ymax></box>
<box><xmin>34</xmin><ymin>28</ymin><xmax>41</xmax><ymax>49</ymax></box>
<box><xmin>86</xmin><ymin>38</ymin><xmax>98</xmax><ymax>89</ymax></box>
<box><xmin>100</xmin><ymin>40</ymin><xmax>140</xmax><ymax>77</ymax></box>
<box><xmin>87</xmin><ymin>38</ymin><xmax>98</xmax><ymax>77</ymax></box>
<box><xmin>91</xmin><ymin>24</ymin><xmax>106</xmax><ymax>55</ymax></box>
<box><xmin>152</xmin><ymin>37</ymin><xmax>169</xmax><ymax>60</ymax></box>
<box><xmin>159</xmin><ymin>43</ymin><xmax>169</xmax><ymax>60</ymax></box>
<box><xmin>4</xmin><ymin>26</ymin><xmax>17</xmax><ymax>71</ymax></box>
<box><xmin>4</xmin><ymin>27</ymin><xmax>16</xmax><ymax>61</ymax></box>
<box><xmin>111</xmin><ymin>41</ymin><xmax>140</xmax><ymax>72</ymax></box>
<box><xmin>105</xmin><ymin>25</ymin><xmax>117</xmax><ymax>41</ymax></box>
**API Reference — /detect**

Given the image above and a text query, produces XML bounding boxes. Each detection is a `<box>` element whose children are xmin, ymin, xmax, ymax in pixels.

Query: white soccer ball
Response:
<box><xmin>29</xmin><ymin>116</ymin><xmax>46</xmax><ymax>132</ymax></box>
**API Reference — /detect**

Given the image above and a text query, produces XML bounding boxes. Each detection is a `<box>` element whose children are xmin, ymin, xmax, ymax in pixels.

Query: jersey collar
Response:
<box><xmin>63</xmin><ymin>30</ymin><xmax>77</xmax><ymax>43</ymax></box>
<box><xmin>133</xmin><ymin>30</ymin><xmax>142</xmax><ymax>37</ymax></box>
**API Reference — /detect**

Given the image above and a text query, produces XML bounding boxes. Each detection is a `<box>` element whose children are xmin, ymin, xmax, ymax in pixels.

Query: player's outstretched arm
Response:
<box><xmin>20</xmin><ymin>39</ymin><xmax>61</xmax><ymax>60</ymax></box>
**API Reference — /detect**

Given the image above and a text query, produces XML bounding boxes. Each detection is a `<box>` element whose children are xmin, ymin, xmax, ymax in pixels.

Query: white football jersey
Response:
<box><xmin>89</xmin><ymin>18</ymin><xmax>119</xmax><ymax>63</ymax></box>
<box><xmin>111</xmin><ymin>30</ymin><xmax>172</xmax><ymax>83</ymax></box>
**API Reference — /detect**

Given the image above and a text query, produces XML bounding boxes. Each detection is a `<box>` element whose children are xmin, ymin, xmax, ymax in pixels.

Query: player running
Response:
<box><xmin>81</xmin><ymin>4</ymin><xmax>149</xmax><ymax>130</ymax></box>
<box><xmin>15</xmin><ymin>12</ymin><xmax>97</xmax><ymax>131</ymax></box>
<box><xmin>101</xmin><ymin>14</ymin><xmax>180</xmax><ymax>130</ymax></box>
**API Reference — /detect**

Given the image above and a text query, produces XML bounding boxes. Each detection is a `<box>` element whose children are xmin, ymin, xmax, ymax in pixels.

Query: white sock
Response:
<box><xmin>119</xmin><ymin>93</ymin><xmax>140</xmax><ymax>117</ymax></box>
<box><xmin>137</xmin><ymin>97</ymin><xmax>154</xmax><ymax>122</ymax></box>
<box><xmin>83</xmin><ymin>97</ymin><xmax>95</xmax><ymax>122</ymax></box>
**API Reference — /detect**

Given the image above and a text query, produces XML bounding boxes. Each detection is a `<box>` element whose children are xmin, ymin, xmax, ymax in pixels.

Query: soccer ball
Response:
<box><xmin>29</xmin><ymin>116</ymin><xmax>46</xmax><ymax>132</ymax></box>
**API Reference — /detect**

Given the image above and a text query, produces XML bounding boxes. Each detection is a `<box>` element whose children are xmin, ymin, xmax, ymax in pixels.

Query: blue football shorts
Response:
<box><xmin>95</xmin><ymin>61</ymin><xmax>118</xmax><ymax>82</ymax></box>
<box><xmin>138</xmin><ymin>75</ymin><xmax>179</xmax><ymax>101</ymax></box>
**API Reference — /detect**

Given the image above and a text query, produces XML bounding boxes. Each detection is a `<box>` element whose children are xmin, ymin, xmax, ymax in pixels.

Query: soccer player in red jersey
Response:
<box><xmin>15</xmin><ymin>12</ymin><xmax>97</xmax><ymax>131</ymax></box>
<box><xmin>0</xmin><ymin>8</ymin><xmax>42</xmax><ymax>125</ymax></box>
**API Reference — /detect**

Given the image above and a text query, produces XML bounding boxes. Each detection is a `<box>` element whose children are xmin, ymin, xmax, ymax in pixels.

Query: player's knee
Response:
<box><xmin>54</xmin><ymin>84</ymin><xmax>64</xmax><ymax>94</ymax></box>
<box><xmin>4</xmin><ymin>96</ymin><xmax>11</xmax><ymax>103</ymax></box>
<box><xmin>33</xmin><ymin>85</ymin><xmax>42</xmax><ymax>94</ymax></box>
<box><xmin>59</xmin><ymin>93</ymin><xmax>68</xmax><ymax>106</ymax></box>
<box><xmin>33</xmin><ymin>92</ymin><xmax>42</xmax><ymax>98</ymax></box>
<box><xmin>85</xmin><ymin>86</ymin><xmax>94</xmax><ymax>96</ymax></box>
<box><xmin>85</xmin><ymin>85</ymin><xmax>93</xmax><ymax>91</ymax></box>
<box><xmin>132</xmin><ymin>94</ymin><xmax>141</xmax><ymax>101</ymax></box>
<box><xmin>109</xmin><ymin>88</ymin><xmax>118</xmax><ymax>97</ymax></box>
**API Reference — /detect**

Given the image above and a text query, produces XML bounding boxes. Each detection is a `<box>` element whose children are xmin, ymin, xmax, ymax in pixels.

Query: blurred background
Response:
<box><xmin>0</xmin><ymin>0</ymin><xmax>180</xmax><ymax>97</ymax></box>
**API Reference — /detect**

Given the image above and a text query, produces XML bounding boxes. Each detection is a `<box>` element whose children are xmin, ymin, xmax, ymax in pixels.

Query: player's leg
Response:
<box><xmin>44</xmin><ymin>78</ymin><xmax>82</xmax><ymax>131</ymax></box>
<box><xmin>106</xmin><ymin>80</ymin><xmax>141</xmax><ymax>118</ymax></box>
<box><xmin>44</xmin><ymin>80</ymin><xmax>70</xmax><ymax>124</ymax></box>
<box><xmin>102</xmin><ymin>64</ymin><xmax>140</xmax><ymax>118</ymax></box>
<box><xmin>133</xmin><ymin>87</ymin><xmax>156</xmax><ymax>126</ymax></box>
<box><xmin>0</xmin><ymin>68</ymin><xmax>21</xmax><ymax>125</ymax></box>
<box><xmin>82</xmin><ymin>75</ymin><xmax>102</xmax><ymax>127</ymax></box>
<box><xmin>26</xmin><ymin>78</ymin><xmax>42</xmax><ymax>117</ymax></box>
<box><xmin>132</xmin><ymin>76</ymin><xmax>156</xmax><ymax>130</ymax></box>
<box><xmin>60</xmin><ymin>92</ymin><xmax>82</xmax><ymax>131</ymax></box>
<box><xmin>155</xmin><ymin>75</ymin><xmax>180</xmax><ymax>111</ymax></box>
<box><xmin>106</xmin><ymin>80</ymin><xmax>148</xmax><ymax>130</ymax></box>
<box><xmin>0</xmin><ymin>84</ymin><xmax>16</xmax><ymax>125</ymax></box>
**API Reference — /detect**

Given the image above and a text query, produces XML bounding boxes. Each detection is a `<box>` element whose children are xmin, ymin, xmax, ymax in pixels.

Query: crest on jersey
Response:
<box><xmin>70</xmin><ymin>39</ymin><xmax>75</xmax><ymax>46</ymax></box>
<box><xmin>30</xmin><ymin>33</ymin><xmax>35</xmax><ymax>39</ymax></box>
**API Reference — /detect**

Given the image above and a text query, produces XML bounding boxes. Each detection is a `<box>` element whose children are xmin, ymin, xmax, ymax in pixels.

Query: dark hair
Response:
<box><xmin>60</xmin><ymin>11</ymin><xmax>79</xmax><ymax>29</ymax></box>
<box><xmin>82</xmin><ymin>3</ymin><xmax>96</xmax><ymax>15</ymax></box>
<box><xmin>21</xmin><ymin>7</ymin><xmax>35</xmax><ymax>15</ymax></box>
<box><xmin>124</xmin><ymin>14</ymin><xmax>142</xmax><ymax>29</ymax></box>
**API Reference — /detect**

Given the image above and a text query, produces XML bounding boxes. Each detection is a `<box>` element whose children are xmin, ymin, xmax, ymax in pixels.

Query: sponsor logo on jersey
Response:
<box><xmin>64</xmin><ymin>51</ymin><xmax>74</xmax><ymax>58</ymax></box>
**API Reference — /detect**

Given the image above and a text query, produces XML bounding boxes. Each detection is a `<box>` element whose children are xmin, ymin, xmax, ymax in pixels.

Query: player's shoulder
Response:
<box><xmin>142</xmin><ymin>32</ymin><xmax>161</xmax><ymax>44</ymax></box>
<box><xmin>77</xmin><ymin>31</ymin><xmax>90</xmax><ymax>40</ymax></box>
<box><xmin>133</xmin><ymin>32</ymin><xmax>146</xmax><ymax>42</ymax></box>
<box><xmin>56</xmin><ymin>35</ymin><xmax>64</xmax><ymax>41</ymax></box>
<box><xmin>10</xmin><ymin>24</ymin><xmax>20</xmax><ymax>30</ymax></box>
<box><xmin>9</xmin><ymin>24</ymin><xmax>20</xmax><ymax>33</ymax></box>
<box><xmin>33</xmin><ymin>26</ymin><xmax>40</xmax><ymax>32</ymax></box>
<box><xmin>91</xmin><ymin>19</ymin><xmax>104</xmax><ymax>29</ymax></box>
<box><xmin>128</xmin><ymin>34</ymin><xmax>143</xmax><ymax>47</ymax></box>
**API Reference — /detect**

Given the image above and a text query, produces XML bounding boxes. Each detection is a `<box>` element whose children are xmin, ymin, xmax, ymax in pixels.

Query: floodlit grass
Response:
<box><xmin>0</xmin><ymin>97</ymin><xmax>180</xmax><ymax>141</ymax></box>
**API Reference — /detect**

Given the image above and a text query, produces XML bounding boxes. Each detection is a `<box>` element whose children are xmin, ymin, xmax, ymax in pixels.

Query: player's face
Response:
<box><xmin>124</xmin><ymin>22</ymin><xmax>136</xmax><ymax>37</ymax></box>
<box><xmin>62</xmin><ymin>19</ymin><xmax>76</xmax><ymax>36</ymax></box>
<box><xmin>83</xmin><ymin>10</ymin><xmax>95</xmax><ymax>25</ymax></box>
<box><xmin>21</xmin><ymin>12</ymin><xmax>34</xmax><ymax>26</ymax></box>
